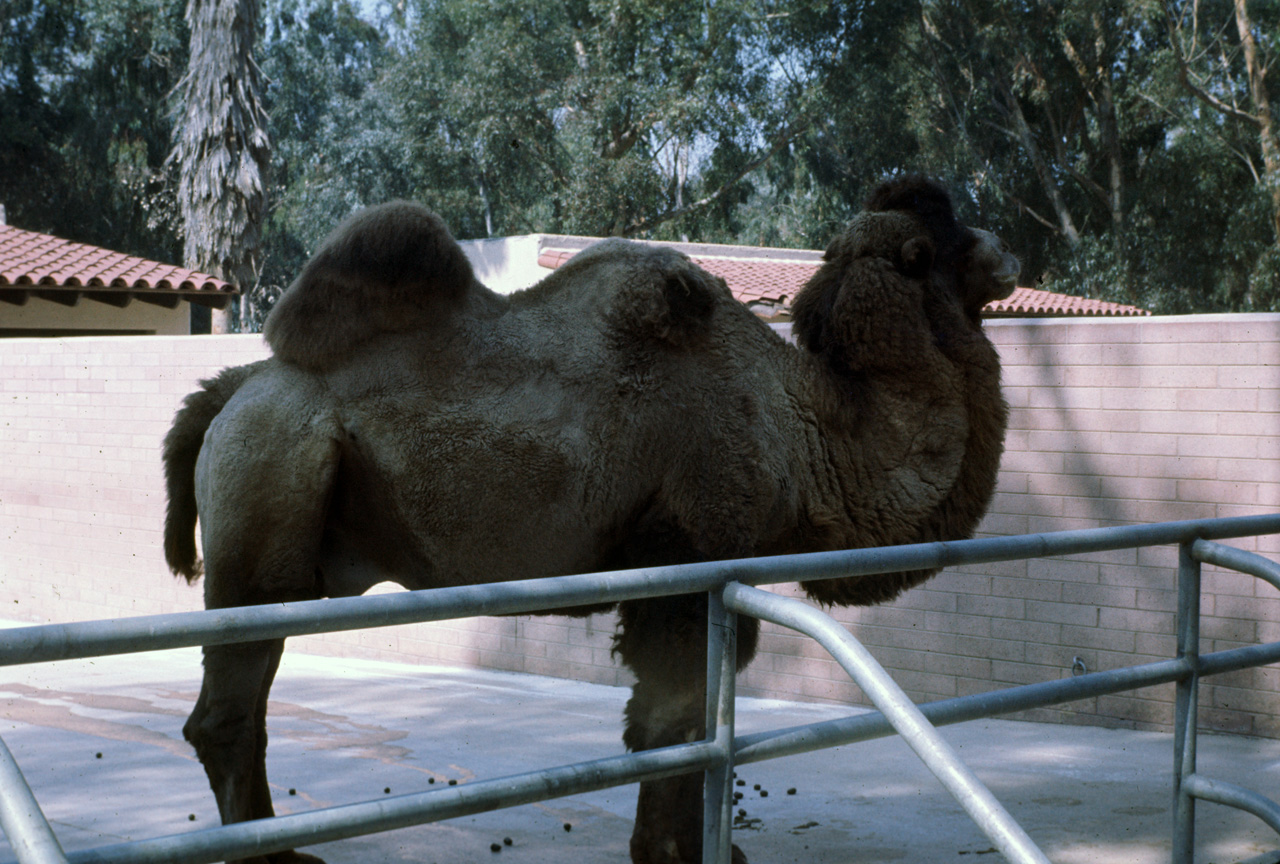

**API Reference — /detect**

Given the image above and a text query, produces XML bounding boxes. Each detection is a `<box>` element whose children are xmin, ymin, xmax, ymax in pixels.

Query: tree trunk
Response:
<box><xmin>1235</xmin><ymin>0</ymin><xmax>1280</xmax><ymax>245</ymax></box>
<box><xmin>171</xmin><ymin>0</ymin><xmax>269</xmax><ymax>328</ymax></box>
<box><xmin>477</xmin><ymin>171</ymin><xmax>494</xmax><ymax>238</ymax></box>
<box><xmin>999</xmin><ymin>77</ymin><xmax>1082</xmax><ymax>249</ymax></box>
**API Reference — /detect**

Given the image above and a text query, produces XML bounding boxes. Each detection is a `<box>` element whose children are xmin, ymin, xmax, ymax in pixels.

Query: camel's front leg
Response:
<box><xmin>615</xmin><ymin>597</ymin><xmax>757</xmax><ymax>864</ymax></box>
<box><xmin>185</xmin><ymin>639</ymin><xmax>324</xmax><ymax>864</ymax></box>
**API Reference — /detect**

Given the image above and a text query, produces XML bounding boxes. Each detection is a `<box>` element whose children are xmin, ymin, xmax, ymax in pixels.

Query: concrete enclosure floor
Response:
<box><xmin>1</xmin><ymin>639</ymin><xmax>1278</xmax><ymax>864</ymax></box>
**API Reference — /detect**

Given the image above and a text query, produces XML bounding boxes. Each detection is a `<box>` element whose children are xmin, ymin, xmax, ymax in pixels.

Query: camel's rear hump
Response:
<box><xmin>264</xmin><ymin>202</ymin><xmax>486</xmax><ymax>370</ymax></box>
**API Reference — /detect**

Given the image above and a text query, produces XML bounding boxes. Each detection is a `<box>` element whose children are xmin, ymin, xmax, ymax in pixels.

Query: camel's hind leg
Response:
<box><xmin>615</xmin><ymin>596</ymin><xmax>759</xmax><ymax>864</ymax></box>
<box><xmin>185</xmin><ymin>640</ymin><xmax>322</xmax><ymax>864</ymax></box>
<box><xmin>186</xmin><ymin>371</ymin><xmax>339</xmax><ymax>863</ymax></box>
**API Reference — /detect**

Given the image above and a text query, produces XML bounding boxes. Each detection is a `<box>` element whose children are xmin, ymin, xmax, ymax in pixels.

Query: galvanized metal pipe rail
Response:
<box><xmin>1168</xmin><ymin>538</ymin><xmax>1280</xmax><ymax>863</ymax></box>
<box><xmin>56</xmin><ymin>742</ymin><xmax>721</xmax><ymax>864</ymax></box>
<box><xmin>0</xmin><ymin>739</ymin><xmax>66</xmax><ymax>864</ymax></box>
<box><xmin>3</xmin><ymin>515</ymin><xmax>1278</xmax><ymax>669</ymax></box>
<box><xmin>723</xmin><ymin>583</ymin><xmax>1051</xmax><ymax>864</ymax></box>
<box><xmin>0</xmin><ymin>513</ymin><xmax>1278</xmax><ymax>864</ymax></box>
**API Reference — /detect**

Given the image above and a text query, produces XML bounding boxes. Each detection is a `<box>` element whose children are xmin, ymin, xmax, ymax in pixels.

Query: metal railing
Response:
<box><xmin>1</xmin><ymin>513</ymin><xmax>1279</xmax><ymax>864</ymax></box>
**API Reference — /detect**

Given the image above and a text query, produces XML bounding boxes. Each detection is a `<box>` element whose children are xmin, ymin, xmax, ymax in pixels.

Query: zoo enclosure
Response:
<box><xmin>0</xmin><ymin>513</ymin><xmax>1279</xmax><ymax>864</ymax></box>
<box><xmin>4</xmin><ymin>315</ymin><xmax>1280</xmax><ymax>734</ymax></box>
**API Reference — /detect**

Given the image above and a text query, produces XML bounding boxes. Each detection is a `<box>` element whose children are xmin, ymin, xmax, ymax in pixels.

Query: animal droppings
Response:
<box><xmin>503</xmin><ymin>837</ymin><xmax>513</xmax><ymax>846</ymax></box>
<box><xmin>448</xmin><ymin>779</ymin><xmax>457</xmax><ymax>786</ymax></box>
<box><xmin>95</xmin><ymin>752</ymin><xmax>102</xmax><ymax>759</ymax></box>
<box><xmin>733</xmin><ymin>792</ymin><xmax>743</xmax><ymax>801</ymax></box>
<box><xmin>384</xmin><ymin>787</ymin><xmax>391</xmax><ymax>794</ymax></box>
<box><xmin>563</xmin><ymin>823</ymin><xmax>572</xmax><ymax>832</ymax></box>
<box><xmin>188</xmin><ymin>814</ymin><xmax>196</xmax><ymax>822</ymax></box>
<box><xmin>428</xmin><ymin>777</ymin><xmax>435</xmax><ymax>784</ymax></box>
<box><xmin>736</xmin><ymin>779</ymin><xmax>745</xmax><ymax>787</ymax></box>
<box><xmin>787</xmin><ymin>788</ymin><xmax>797</xmax><ymax>795</ymax></box>
<box><xmin>753</xmin><ymin>784</ymin><xmax>760</xmax><ymax>790</ymax></box>
<box><xmin>289</xmin><ymin>788</ymin><xmax>297</xmax><ymax>795</ymax></box>
<box><xmin>490</xmin><ymin>843</ymin><xmax>501</xmax><ymax>853</ymax></box>
<box><xmin>760</xmin><ymin>790</ymin><xmax>768</xmax><ymax>797</ymax></box>
<box><xmin>737</xmin><ymin>809</ymin><xmax>746</xmax><ymax>818</ymax></box>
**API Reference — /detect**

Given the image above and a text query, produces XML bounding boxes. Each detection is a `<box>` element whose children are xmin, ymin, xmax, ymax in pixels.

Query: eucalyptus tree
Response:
<box><xmin>0</xmin><ymin>0</ymin><xmax>186</xmax><ymax>259</ymax></box>
<box><xmin>383</xmin><ymin>0</ymin><xmax>808</xmax><ymax>241</ymax></box>
<box><xmin>254</xmin><ymin>0</ymin><xmax>404</xmax><ymax>314</ymax></box>
<box><xmin>1163</xmin><ymin>0</ymin><xmax>1280</xmax><ymax>309</ymax></box>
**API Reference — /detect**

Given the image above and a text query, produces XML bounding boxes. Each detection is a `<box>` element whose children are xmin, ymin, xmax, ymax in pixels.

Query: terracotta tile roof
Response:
<box><xmin>689</xmin><ymin>257</ymin><xmax>814</xmax><ymax>306</ymax></box>
<box><xmin>536</xmin><ymin>249</ymin><xmax>577</xmax><ymax>271</ymax></box>
<box><xmin>0</xmin><ymin>223</ymin><xmax>237</xmax><ymax>309</ymax></box>
<box><xmin>983</xmin><ymin>286</ymin><xmax>1149</xmax><ymax>317</ymax></box>
<box><xmin>538</xmin><ymin>247</ymin><xmax>1150</xmax><ymax>318</ymax></box>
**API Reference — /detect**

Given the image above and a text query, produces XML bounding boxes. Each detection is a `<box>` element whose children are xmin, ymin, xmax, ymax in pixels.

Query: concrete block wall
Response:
<box><xmin>793</xmin><ymin>315</ymin><xmax>1280</xmax><ymax>736</ymax></box>
<box><xmin>1</xmin><ymin>314</ymin><xmax>1278</xmax><ymax>735</ymax></box>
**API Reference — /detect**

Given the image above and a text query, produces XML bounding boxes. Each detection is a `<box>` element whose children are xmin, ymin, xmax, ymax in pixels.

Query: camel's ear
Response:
<box><xmin>900</xmin><ymin>235</ymin><xmax>934</xmax><ymax>280</ymax></box>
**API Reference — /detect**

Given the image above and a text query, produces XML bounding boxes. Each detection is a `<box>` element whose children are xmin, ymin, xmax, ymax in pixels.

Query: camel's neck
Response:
<box><xmin>913</xmin><ymin>334</ymin><xmax>1008</xmax><ymax>545</ymax></box>
<box><xmin>799</xmin><ymin>321</ymin><xmax>1008</xmax><ymax>607</ymax></box>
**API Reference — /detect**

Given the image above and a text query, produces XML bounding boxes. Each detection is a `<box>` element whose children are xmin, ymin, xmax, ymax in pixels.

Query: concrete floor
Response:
<box><xmin>1</xmin><ymin>641</ymin><xmax>1279</xmax><ymax>864</ymax></box>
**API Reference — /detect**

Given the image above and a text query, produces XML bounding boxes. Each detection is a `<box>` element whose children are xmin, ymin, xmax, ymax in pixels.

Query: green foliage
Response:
<box><xmin>3</xmin><ymin>0</ymin><xmax>1278</xmax><ymax>320</ymax></box>
<box><xmin>0</xmin><ymin>0</ymin><xmax>186</xmax><ymax>260</ymax></box>
<box><xmin>379</xmin><ymin>0</ymin><xmax>783</xmax><ymax>240</ymax></box>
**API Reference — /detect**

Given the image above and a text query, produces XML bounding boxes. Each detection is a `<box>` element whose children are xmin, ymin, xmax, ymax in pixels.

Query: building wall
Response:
<box><xmin>460</xmin><ymin>236</ymin><xmax>550</xmax><ymax>294</ymax></box>
<box><xmin>1</xmin><ymin>315</ymin><xmax>1278</xmax><ymax>735</ymax></box>
<box><xmin>0</xmin><ymin>296</ymin><xmax>190</xmax><ymax>335</ymax></box>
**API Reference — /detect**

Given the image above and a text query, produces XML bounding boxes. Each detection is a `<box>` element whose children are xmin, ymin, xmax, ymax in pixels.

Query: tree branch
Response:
<box><xmin>1164</xmin><ymin>0</ymin><xmax>1265</xmax><ymax>127</ymax></box>
<box><xmin>622</xmin><ymin>115</ymin><xmax>812</xmax><ymax>236</ymax></box>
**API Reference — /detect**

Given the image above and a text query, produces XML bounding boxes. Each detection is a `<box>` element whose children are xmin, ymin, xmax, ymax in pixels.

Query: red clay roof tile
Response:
<box><xmin>0</xmin><ymin>223</ymin><xmax>236</xmax><ymax>296</ymax></box>
<box><xmin>984</xmin><ymin>286</ymin><xmax>1148</xmax><ymax>317</ymax></box>
<box><xmin>539</xmin><ymin>247</ymin><xmax>1150</xmax><ymax>318</ymax></box>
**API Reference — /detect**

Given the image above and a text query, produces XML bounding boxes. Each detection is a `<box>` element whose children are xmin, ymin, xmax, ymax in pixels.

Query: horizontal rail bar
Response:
<box><xmin>1182</xmin><ymin>774</ymin><xmax>1280</xmax><ymax>833</ymax></box>
<box><xmin>4</xmin><ymin>513</ymin><xmax>1279</xmax><ymax>668</ymax></box>
<box><xmin>0</xmin><ymin>738</ymin><xmax>67</xmax><ymax>864</ymax></box>
<box><xmin>724</xmin><ymin>583</ymin><xmax>1050</xmax><ymax>864</ymax></box>
<box><xmin>1191</xmin><ymin>539</ymin><xmax>1280</xmax><ymax>592</ymax></box>
<box><xmin>52</xmin><ymin>742</ymin><xmax>720</xmax><ymax>864</ymax></box>
<box><xmin>736</xmin><ymin>636</ymin><xmax>1280</xmax><ymax>765</ymax></box>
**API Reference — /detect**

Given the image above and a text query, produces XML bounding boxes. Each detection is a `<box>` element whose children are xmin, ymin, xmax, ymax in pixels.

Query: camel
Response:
<box><xmin>163</xmin><ymin>175</ymin><xmax>1018</xmax><ymax>864</ymax></box>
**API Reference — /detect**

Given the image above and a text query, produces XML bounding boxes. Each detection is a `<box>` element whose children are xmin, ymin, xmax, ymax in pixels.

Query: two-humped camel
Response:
<box><xmin>164</xmin><ymin>175</ymin><xmax>1018</xmax><ymax>863</ymax></box>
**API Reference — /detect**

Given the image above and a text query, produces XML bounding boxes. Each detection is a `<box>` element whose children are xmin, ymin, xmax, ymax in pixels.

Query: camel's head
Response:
<box><xmin>860</xmin><ymin>175</ymin><xmax>1020</xmax><ymax>317</ymax></box>
<box><xmin>791</xmin><ymin>176</ymin><xmax>1020</xmax><ymax>377</ymax></box>
<box><xmin>958</xmin><ymin>227</ymin><xmax>1020</xmax><ymax>314</ymax></box>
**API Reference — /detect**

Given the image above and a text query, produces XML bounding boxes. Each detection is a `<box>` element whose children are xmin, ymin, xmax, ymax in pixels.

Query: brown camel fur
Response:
<box><xmin>163</xmin><ymin>175</ymin><xmax>1018</xmax><ymax>864</ymax></box>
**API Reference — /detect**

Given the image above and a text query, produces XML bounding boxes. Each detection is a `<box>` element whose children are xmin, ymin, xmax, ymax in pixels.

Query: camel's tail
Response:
<box><xmin>162</xmin><ymin>362</ymin><xmax>263</xmax><ymax>583</ymax></box>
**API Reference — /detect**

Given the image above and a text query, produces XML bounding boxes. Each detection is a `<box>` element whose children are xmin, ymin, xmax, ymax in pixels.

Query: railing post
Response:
<box><xmin>703</xmin><ymin>586</ymin><xmax>737</xmax><ymax>864</ymax></box>
<box><xmin>1172</xmin><ymin>540</ymin><xmax>1201</xmax><ymax>864</ymax></box>
<box><xmin>0</xmin><ymin>735</ymin><xmax>69</xmax><ymax>864</ymax></box>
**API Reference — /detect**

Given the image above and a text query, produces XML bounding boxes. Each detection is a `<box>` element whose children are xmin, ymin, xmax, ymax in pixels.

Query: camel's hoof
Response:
<box><xmin>268</xmin><ymin>852</ymin><xmax>327</xmax><ymax>864</ymax></box>
<box><xmin>628</xmin><ymin>840</ymin><xmax>748</xmax><ymax>864</ymax></box>
<box><xmin>229</xmin><ymin>853</ymin><xmax>326</xmax><ymax>864</ymax></box>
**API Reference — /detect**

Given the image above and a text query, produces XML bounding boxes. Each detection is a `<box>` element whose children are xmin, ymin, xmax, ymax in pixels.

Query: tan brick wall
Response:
<box><xmin>1</xmin><ymin>315</ymin><xmax>1278</xmax><ymax>733</ymax></box>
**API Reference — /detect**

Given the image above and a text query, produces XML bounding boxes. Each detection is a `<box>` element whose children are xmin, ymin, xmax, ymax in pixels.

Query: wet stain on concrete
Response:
<box><xmin>0</xmin><ymin>683</ymin><xmax>193</xmax><ymax>761</ymax></box>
